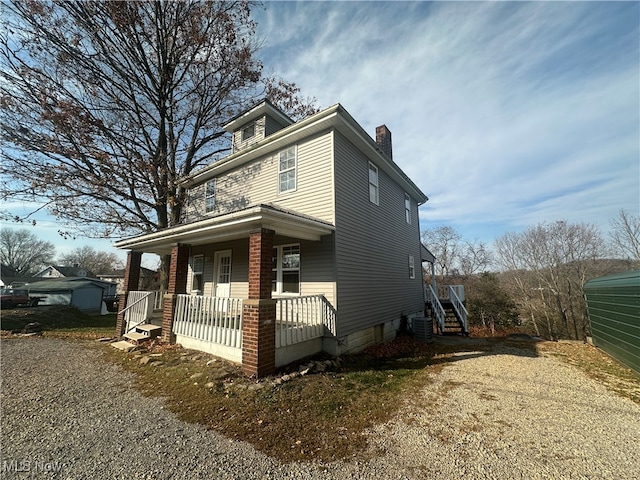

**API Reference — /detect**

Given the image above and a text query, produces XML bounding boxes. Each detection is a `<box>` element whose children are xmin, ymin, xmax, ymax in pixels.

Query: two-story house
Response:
<box><xmin>114</xmin><ymin>100</ymin><xmax>429</xmax><ymax>377</ymax></box>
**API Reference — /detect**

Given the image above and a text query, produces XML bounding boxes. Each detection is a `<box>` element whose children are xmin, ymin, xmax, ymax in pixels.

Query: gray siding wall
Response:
<box><xmin>183</xmin><ymin>130</ymin><xmax>335</xmax><ymax>224</ymax></box>
<box><xmin>333</xmin><ymin>131</ymin><xmax>424</xmax><ymax>338</ymax></box>
<box><xmin>186</xmin><ymin>236</ymin><xmax>336</xmax><ymax>305</ymax></box>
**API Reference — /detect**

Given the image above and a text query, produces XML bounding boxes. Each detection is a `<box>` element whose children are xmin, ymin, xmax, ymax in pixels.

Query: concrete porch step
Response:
<box><xmin>111</xmin><ymin>340</ymin><xmax>137</xmax><ymax>352</ymax></box>
<box><xmin>135</xmin><ymin>324</ymin><xmax>162</xmax><ymax>334</ymax></box>
<box><xmin>124</xmin><ymin>332</ymin><xmax>150</xmax><ymax>343</ymax></box>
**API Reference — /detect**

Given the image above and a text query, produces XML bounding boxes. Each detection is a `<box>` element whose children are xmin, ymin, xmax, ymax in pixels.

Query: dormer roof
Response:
<box><xmin>223</xmin><ymin>98</ymin><xmax>294</xmax><ymax>133</ymax></box>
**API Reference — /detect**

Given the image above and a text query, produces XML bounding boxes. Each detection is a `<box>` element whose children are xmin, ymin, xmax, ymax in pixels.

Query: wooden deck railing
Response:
<box><xmin>275</xmin><ymin>295</ymin><xmax>336</xmax><ymax>348</ymax></box>
<box><xmin>173</xmin><ymin>295</ymin><xmax>243</xmax><ymax>349</ymax></box>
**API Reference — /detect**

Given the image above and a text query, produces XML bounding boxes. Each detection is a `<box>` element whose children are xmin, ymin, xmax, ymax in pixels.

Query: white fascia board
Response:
<box><xmin>113</xmin><ymin>206</ymin><xmax>334</xmax><ymax>255</ymax></box>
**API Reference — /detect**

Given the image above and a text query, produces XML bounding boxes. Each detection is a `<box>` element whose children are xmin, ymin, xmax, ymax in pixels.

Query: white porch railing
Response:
<box><xmin>122</xmin><ymin>291</ymin><xmax>154</xmax><ymax>333</ymax></box>
<box><xmin>275</xmin><ymin>295</ymin><xmax>335</xmax><ymax>348</ymax></box>
<box><xmin>449</xmin><ymin>285</ymin><xmax>469</xmax><ymax>334</ymax></box>
<box><xmin>152</xmin><ymin>290</ymin><xmax>166</xmax><ymax>311</ymax></box>
<box><xmin>173</xmin><ymin>295</ymin><xmax>243</xmax><ymax>349</ymax></box>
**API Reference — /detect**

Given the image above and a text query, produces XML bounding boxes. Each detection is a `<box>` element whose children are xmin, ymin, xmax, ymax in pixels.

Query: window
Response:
<box><xmin>408</xmin><ymin>255</ymin><xmax>415</xmax><ymax>279</ymax></box>
<box><xmin>241</xmin><ymin>123</ymin><xmax>255</xmax><ymax>141</ymax></box>
<box><xmin>369</xmin><ymin>162</ymin><xmax>379</xmax><ymax>205</ymax></box>
<box><xmin>192</xmin><ymin>254</ymin><xmax>204</xmax><ymax>293</ymax></box>
<box><xmin>272</xmin><ymin>244</ymin><xmax>300</xmax><ymax>294</ymax></box>
<box><xmin>278</xmin><ymin>146</ymin><xmax>296</xmax><ymax>193</ymax></box>
<box><xmin>205</xmin><ymin>179</ymin><xmax>216</xmax><ymax>213</ymax></box>
<box><xmin>405</xmin><ymin>193</ymin><xmax>411</xmax><ymax>224</ymax></box>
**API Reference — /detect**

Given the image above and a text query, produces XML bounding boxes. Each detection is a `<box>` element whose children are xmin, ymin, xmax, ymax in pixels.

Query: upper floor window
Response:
<box><xmin>272</xmin><ymin>244</ymin><xmax>300</xmax><ymax>294</ymax></box>
<box><xmin>242</xmin><ymin>123</ymin><xmax>255</xmax><ymax>142</ymax></box>
<box><xmin>278</xmin><ymin>146</ymin><xmax>297</xmax><ymax>193</ymax></box>
<box><xmin>405</xmin><ymin>193</ymin><xmax>411</xmax><ymax>224</ymax></box>
<box><xmin>369</xmin><ymin>162</ymin><xmax>379</xmax><ymax>205</ymax></box>
<box><xmin>205</xmin><ymin>179</ymin><xmax>216</xmax><ymax>213</ymax></box>
<box><xmin>408</xmin><ymin>255</ymin><xmax>415</xmax><ymax>279</ymax></box>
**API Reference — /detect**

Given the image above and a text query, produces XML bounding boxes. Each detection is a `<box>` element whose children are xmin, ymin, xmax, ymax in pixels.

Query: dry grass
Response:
<box><xmin>0</xmin><ymin>306</ymin><xmax>116</xmax><ymax>340</ymax></box>
<box><xmin>536</xmin><ymin>340</ymin><xmax>640</xmax><ymax>404</ymax></box>
<box><xmin>102</xmin><ymin>335</ymin><xmax>439</xmax><ymax>462</ymax></box>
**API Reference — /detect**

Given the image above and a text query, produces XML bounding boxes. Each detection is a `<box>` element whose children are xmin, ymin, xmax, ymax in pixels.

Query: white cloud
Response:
<box><xmin>256</xmin><ymin>1</ymin><xmax>639</xmax><ymax>242</ymax></box>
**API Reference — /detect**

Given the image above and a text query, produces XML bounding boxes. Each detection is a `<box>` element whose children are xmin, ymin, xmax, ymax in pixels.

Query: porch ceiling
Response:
<box><xmin>113</xmin><ymin>205</ymin><xmax>334</xmax><ymax>255</ymax></box>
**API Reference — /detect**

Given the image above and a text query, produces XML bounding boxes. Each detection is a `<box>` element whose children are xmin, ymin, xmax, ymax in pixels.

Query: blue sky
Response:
<box><xmin>255</xmin><ymin>0</ymin><xmax>639</xmax><ymax>243</ymax></box>
<box><xmin>2</xmin><ymin>1</ymin><xmax>638</xmax><ymax>265</ymax></box>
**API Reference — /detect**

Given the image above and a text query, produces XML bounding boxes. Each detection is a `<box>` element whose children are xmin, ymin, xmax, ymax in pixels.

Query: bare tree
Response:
<box><xmin>421</xmin><ymin>226</ymin><xmax>462</xmax><ymax>277</ymax></box>
<box><xmin>0</xmin><ymin>228</ymin><xmax>55</xmax><ymax>275</ymax></box>
<box><xmin>609</xmin><ymin>209</ymin><xmax>640</xmax><ymax>264</ymax></box>
<box><xmin>495</xmin><ymin>221</ymin><xmax>604</xmax><ymax>340</ymax></box>
<box><xmin>0</xmin><ymin>1</ymin><xmax>316</xmax><ymax>241</ymax></box>
<box><xmin>459</xmin><ymin>240</ymin><xmax>493</xmax><ymax>276</ymax></box>
<box><xmin>58</xmin><ymin>246</ymin><xmax>123</xmax><ymax>275</ymax></box>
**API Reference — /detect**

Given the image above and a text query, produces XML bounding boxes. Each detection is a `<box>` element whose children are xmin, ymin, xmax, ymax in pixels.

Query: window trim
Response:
<box><xmin>408</xmin><ymin>255</ymin><xmax>415</xmax><ymax>279</ymax></box>
<box><xmin>405</xmin><ymin>193</ymin><xmax>411</xmax><ymax>224</ymax></box>
<box><xmin>191</xmin><ymin>254</ymin><xmax>205</xmax><ymax>294</ymax></box>
<box><xmin>241</xmin><ymin>122</ymin><xmax>255</xmax><ymax>142</ymax></box>
<box><xmin>278</xmin><ymin>146</ymin><xmax>297</xmax><ymax>194</ymax></box>
<box><xmin>205</xmin><ymin>179</ymin><xmax>216</xmax><ymax>213</ymax></box>
<box><xmin>368</xmin><ymin>162</ymin><xmax>379</xmax><ymax>205</ymax></box>
<box><xmin>272</xmin><ymin>243</ymin><xmax>300</xmax><ymax>295</ymax></box>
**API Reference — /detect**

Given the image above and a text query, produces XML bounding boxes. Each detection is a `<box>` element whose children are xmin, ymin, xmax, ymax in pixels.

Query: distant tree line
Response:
<box><xmin>0</xmin><ymin>228</ymin><xmax>123</xmax><ymax>276</ymax></box>
<box><xmin>422</xmin><ymin>209</ymin><xmax>640</xmax><ymax>340</ymax></box>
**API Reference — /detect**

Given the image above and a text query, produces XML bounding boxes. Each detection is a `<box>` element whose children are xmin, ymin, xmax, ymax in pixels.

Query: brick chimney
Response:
<box><xmin>375</xmin><ymin>125</ymin><xmax>392</xmax><ymax>160</ymax></box>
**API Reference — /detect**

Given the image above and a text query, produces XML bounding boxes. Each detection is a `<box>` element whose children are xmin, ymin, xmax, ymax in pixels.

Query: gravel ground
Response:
<box><xmin>2</xmin><ymin>337</ymin><xmax>639</xmax><ymax>479</ymax></box>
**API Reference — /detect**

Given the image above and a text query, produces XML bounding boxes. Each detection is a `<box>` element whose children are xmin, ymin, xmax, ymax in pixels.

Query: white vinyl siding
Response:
<box><xmin>368</xmin><ymin>162</ymin><xmax>379</xmax><ymax>205</ymax></box>
<box><xmin>278</xmin><ymin>146</ymin><xmax>297</xmax><ymax>193</ymax></box>
<box><xmin>182</xmin><ymin>131</ymin><xmax>334</xmax><ymax>224</ymax></box>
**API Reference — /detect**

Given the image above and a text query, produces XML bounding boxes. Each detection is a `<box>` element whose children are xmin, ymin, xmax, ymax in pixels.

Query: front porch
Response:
<box><xmin>113</xmin><ymin>206</ymin><xmax>336</xmax><ymax>377</ymax></box>
<box><xmin>118</xmin><ymin>291</ymin><xmax>336</xmax><ymax>368</ymax></box>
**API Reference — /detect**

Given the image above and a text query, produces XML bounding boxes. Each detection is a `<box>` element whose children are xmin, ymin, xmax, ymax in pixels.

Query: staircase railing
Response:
<box><xmin>119</xmin><ymin>291</ymin><xmax>154</xmax><ymax>333</ymax></box>
<box><xmin>426</xmin><ymin>284</ymin><xmax>446</xmax><ymax>334</ymax></box>
<box><xmin>448</xmin><ymin>285</ymin><xmax>469</xmax><ymax>334</ymax></box>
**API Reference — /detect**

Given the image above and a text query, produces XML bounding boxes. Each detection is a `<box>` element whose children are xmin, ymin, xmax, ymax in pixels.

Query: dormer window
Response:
<box><xmin>242</xmin><ymin>123</ymin><xmax>255</xmax><ymax>141</ymax></box>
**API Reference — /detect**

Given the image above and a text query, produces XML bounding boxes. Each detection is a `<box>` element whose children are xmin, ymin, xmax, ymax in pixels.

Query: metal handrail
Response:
<box><xmin>427</xmin><ymin>285</ymin><xmax>446</xmax><ymax>334</ymax></box>
<box><xmin>119</xmin><ymin>291</ymin><xmax>154</xmax><ymax>333</ymax></box>
<box><xmin>449</xmin><ymin>285</ymin><xmax>468</xmax><ymax>334</ymax></box>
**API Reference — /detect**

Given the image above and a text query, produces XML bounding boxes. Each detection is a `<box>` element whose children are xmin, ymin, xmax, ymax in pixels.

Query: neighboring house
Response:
<box><xmin>34</xmin><ymin>265</ymin><xmax>97</xmax><ymax>279</ymax></box>
<box><xmin>114</xmin><ymin>100</ymin><xmax>430</xmax><ymax>376</ymax></box>
<box><xmin>97</xmin><ymin>267</ymin><xmax>159</xmax><ymax>295</ymax></box>
<box><xmin>27</xmin><ymin>277</ymin><xmax>117</xmax><ymax>312</ymax></box>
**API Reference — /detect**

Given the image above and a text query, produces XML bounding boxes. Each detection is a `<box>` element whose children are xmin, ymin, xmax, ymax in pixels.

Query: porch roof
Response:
<box><xmin>113</xmin><ymin>204</ymin><xmax>334</xmax><ymax>255</ymax></box>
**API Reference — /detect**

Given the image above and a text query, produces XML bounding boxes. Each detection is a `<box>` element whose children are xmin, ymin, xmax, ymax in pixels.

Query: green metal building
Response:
<box><xmin>583</xmin><ymin>270</ymin><xmax>640</xmax><ymax>375</ymax></box>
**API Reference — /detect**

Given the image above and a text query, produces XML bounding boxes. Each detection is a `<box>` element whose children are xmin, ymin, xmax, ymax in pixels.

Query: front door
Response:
<box><xmin>214</xmin><ymin>250</ymin><xmax>232</xmax><ymax>298</ymax></box>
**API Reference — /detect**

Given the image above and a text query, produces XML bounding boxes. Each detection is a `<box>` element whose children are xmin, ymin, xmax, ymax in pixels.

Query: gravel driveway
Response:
<box><xmin>2</xmin><ymin>337</ymin><xmax>639</xmax><ymax>479</ymax></box>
